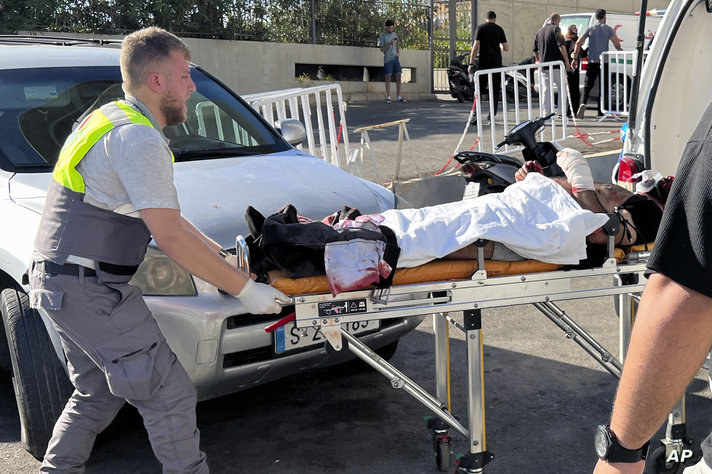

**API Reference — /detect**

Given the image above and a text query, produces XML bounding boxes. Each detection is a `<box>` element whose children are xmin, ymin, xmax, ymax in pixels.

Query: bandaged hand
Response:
<box><xmin>515</xmin><ymin>161</ymin><xmax>544</xmax><ymax>182</ymax></box>
<box><xmin>556</xmin><ymin>148</ymin><xmax>594</xmax><ymax>193</ymax></box>
<box><xmin>236</xmin><ymin>278</ymin><xmax>290</xmax><ymax>314</ymax></box>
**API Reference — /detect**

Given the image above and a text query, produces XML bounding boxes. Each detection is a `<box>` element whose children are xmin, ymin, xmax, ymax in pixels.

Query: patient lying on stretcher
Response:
<box><xmin>445</xmin><ymin>148</ymin><xmax>664</xmax><ymax>264</ymax></box>
<box><xmin>247</xmin><ymin>148</ymin><xmax>665</xmax><ymax>294</ymax></box>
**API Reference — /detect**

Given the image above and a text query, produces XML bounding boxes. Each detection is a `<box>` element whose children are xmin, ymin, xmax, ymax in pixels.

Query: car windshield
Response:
<box><xmin>0</xmin><ymin>65</ymin><xmax>290</xmax><ymax>173</ymax></box>
<box><xmin>560</xmin><ymin>15</ymin><xmax>592</xmax><ymax>35</ymax></box>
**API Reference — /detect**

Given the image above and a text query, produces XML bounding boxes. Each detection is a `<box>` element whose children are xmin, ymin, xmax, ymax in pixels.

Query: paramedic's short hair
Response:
<box><xmin>385</xmin><ymin>19</ymin><xmax>394</xmax><ymax>27</ymax></box>
<box><xmin>486</xmin><ymin>11</ymin><xmax>496</xmax><ymax>20</ymax></box>
<box><xmin>550</xmin><ymin>13</ymin><xmax>561</xmax><ymax>23</ymax></box>
<box><xmin>596</xmin><ymin>9</ymin><xmax>606</xmax><ymax>20</ymax></box>
<box><xmin>121</xmin><ymin>27</ymin><xmax>191</xmax><ymax>93</ymax></box>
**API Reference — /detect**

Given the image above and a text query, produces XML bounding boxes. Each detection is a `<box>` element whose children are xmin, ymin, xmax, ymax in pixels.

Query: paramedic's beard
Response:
<box><xmin>161</xmin><ymin>95</ymin><xmax>187</xmax><ymax>127</ymax></box>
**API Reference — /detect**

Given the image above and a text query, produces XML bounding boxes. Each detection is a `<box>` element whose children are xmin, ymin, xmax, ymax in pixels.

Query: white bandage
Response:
<box><xmin>556</xmin><ymin>148</ymin><xmax>594</xmax><ymax>193</ymax></box>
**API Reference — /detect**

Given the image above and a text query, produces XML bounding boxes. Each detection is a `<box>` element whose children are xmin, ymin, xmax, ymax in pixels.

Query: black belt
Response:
<box><xmin>37</xmin><ymin>261</ymin><xmax>96</xmax><ymax>277</ymax></box>
<box><xmin>37</xmin><ymin>261</ymin><xmax>140</xmax><ymax>277</ymax></box>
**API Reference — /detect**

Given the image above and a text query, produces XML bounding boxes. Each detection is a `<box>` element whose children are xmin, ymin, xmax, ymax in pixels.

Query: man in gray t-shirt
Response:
<box><xmin>377</xmin><ymin>19</ymin><xmax>406</xmax><ymax>103</ymax></box>
<box><xmin>31</xmin><ymin>27</ymin><xmax>288</xmax><ymax>474</ymax></box>
<box><xmin>571</xmin><ymin>9</ymin><xmax>622</xmax><ymax>118</ymax></box>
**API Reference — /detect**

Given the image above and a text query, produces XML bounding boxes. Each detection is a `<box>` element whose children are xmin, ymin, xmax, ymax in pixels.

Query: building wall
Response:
<box><xmin>476</xmin><ymin>0</ymin><xmax>670</xmax><ymax>65</ymax></box>
<box><xmin>37</xmin><ymin>1</ymin><xmax>669</xmax><ymax>100</ymax></box>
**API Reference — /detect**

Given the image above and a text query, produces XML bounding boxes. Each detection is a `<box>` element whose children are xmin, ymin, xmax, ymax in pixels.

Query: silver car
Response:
<box><xmin>0</xmin><ymin>37</ymin><xmax>421</xmax><ymax>458</ymax></box>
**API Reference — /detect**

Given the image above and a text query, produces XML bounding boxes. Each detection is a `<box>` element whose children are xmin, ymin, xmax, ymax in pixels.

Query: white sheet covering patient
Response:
<box><xmin>379</xmin><ymin>172</ymin><xmax>609</xmax><ymax>268</ymax></box>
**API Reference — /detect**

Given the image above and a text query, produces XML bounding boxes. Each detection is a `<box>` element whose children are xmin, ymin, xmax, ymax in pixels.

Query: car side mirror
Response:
<box><xmin>274</xmin><ymin>118</ymin><xmax>307</xmax><ymax>146</ymax></box>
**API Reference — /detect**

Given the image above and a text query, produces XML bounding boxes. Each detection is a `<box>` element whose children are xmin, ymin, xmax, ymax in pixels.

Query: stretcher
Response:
<box><xmin>242</xmin><ymin>228</ymin><xmax>689</xmax><ymax>472</ymax></box>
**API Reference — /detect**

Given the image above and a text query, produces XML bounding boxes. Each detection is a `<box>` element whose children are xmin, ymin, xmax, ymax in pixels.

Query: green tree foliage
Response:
<box><xmin>0</xmin><ymin>0</ymin><xmax>430</xmax><ymax>50</ymax></box>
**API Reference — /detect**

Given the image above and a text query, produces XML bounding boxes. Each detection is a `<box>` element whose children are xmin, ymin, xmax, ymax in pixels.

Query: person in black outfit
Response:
<box><xmin>468</xmin><ymin>10</ymin><xmax>509</xmax><ymax>124</ymax></box>
<box><xmin>565</xmin><ymin>24</ymin><xmax>580</xmax><ymax>116</ymax></box>
<box><xmin>533</xmin><ymin>13</ymin><xmax>572</xmax><ymax>116</ymax></box>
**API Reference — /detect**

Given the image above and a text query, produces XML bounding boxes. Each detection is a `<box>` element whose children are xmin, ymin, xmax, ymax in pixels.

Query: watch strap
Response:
<box><xmin>603</xmin><ymin>426</ymin><xmax>650</xmax><ymax>463</ymax></box>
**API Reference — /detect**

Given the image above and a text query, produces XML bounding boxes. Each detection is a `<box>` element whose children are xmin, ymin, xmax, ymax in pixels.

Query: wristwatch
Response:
<box><xmin>595</xmin><ymin>425</ymin><xmax>650</xmax><ymax>463</ymax></box>
<box><xmin>218</xmin><ymin>249</ymin><xmax>229</xmax><ymax>258</ymax></box>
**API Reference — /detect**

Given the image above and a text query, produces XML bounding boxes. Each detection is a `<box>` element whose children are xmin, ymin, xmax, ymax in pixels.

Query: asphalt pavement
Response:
<box><xmin>342</xmin><ymin>94</ymin><xmax>627</xmax><ymax>186</ymax></box>
<box><xmin>2</xmin><ymin>97</ymin><xmax>711</xmax><ymax>474</ymax></box>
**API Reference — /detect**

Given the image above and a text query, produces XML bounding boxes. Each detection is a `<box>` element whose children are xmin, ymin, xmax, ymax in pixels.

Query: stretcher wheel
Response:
<box><xmin>434</xmin><ymin>436</ymin><xmax>450</xmax><ymax>471</ymax></box>
<box><xmin>644</xmin><ymin>445</ymin><xmax>685</xmax><ymax>474</ymax></box>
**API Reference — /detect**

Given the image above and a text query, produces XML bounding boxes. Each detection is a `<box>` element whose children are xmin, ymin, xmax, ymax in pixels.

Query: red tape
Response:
<box><xmin>264</xmin><ymin>312</ymin><xmax>296</xmax><ymax>333</ymax></box>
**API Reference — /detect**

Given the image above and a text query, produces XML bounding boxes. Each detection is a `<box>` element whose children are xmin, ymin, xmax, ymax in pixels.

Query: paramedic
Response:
<box><xmin>533</xmin><ymin>13</ymin><xmax>572</xmax><ymax>116</ymax></box>
<box><xmin>571</xmin><ymin>9</ymin><xmax>622</xmax><ymax>118</ymax></box>
<box><xmin>592</xmin><ymin>105</ymin><xmax>712</xmax><ymax>473</ymax></box>
<box><xmin>29</xmin><ymin>27</ymin><xmax>288</xmax><ymax>473</ymax></box>
<box><xmin>468</xmin><ymin>10</ymin><xmax>509</xmax><ymax>124</ymax></box>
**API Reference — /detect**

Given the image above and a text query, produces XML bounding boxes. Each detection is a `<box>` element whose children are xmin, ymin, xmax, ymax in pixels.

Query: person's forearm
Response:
<box><xmin>469</xmin><ymin>44</ymin><xmax>479</xmax><ymax>64</ymax></box>
<box><xmin>141</xmin><ymin>209</ymin><xmax>250</xmax><ymax>294</ymax></box>
<box><xmin>560</xmin><ymin>46</ymin><xmax>571</xmax><ymax>68</ymax></box>
<box><xmin>180</xmin><ymin>215</ymin><xmax>221</xmax><ymax>253</ymax></box>
<box><xmin>609</xmin><ymin>274</ymin><xmax>712</xmax><ymax>449</ymax></box>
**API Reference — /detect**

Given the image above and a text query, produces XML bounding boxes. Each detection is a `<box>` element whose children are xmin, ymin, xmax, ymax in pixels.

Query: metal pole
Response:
<box><xmin>429</xmin><ymin>0</ymin><xmax>435</xmax><ymax>94</ymax></box>
<box><xmin>311</xmin><ymin>0</ymin><xmax>317</xmax><ymax>44</ymax></box>
<box><xmin>448</xmin><ymin>0</ymin><xmax>457</xmax><ymax>61</ymax></box>
<box><xmin>472</xmin><ymin>0</ymin><xmax>478</xmax><ymax>42</ymax></box>
<box><xmin>627</xmin><ymin>0</ymin><xmax>648</xmax><ymax>141</ymax></box>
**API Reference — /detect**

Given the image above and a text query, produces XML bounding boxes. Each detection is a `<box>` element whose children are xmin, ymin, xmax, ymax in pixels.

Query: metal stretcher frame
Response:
<box><xmin>243</xmin><ymin>232</ymin><xmax>690</xmax><ymax>472</ymax></box>
<box><xmin>280</xmin><ymin>250</ymin><xmax>648</xmax><ymax>472</ymax></box>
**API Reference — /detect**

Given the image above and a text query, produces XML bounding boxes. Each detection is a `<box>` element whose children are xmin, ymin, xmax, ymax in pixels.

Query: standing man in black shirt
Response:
<box><xmin>533</xmin><ymin>13</ymin><xmax>572</xmax><ymax>117</ymax></box>
<box><xmin>468</xmin><ymin>11</ymin><xmax>509</xmax><ymax>124</ymax></box>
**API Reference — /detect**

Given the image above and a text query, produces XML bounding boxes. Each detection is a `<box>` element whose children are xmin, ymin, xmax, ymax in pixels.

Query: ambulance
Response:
<box><xmin>623</xmin><ymin>0</ymin><xmax>711</xmax><ymax>177</ymax></box>
<box><xmin>555</xmin><ymin>10</ymin><xmax>664</xmax><ymax>112</ymax></box>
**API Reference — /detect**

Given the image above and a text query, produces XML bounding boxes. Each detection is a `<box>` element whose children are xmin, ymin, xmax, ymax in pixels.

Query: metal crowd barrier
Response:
<box><xmin>598</xmin><ymin>50</ymin><xmax>649</xmax><ymax>120</ymax></box>
<box><xmin>472</xmin><ymin>60</ymin><xmax>568</xmax><ymax>155</ymax></box>
<box><xmin>244</xmin><ymin>84</ymin><xmax>352</xmax><ymax>170</ymax></box>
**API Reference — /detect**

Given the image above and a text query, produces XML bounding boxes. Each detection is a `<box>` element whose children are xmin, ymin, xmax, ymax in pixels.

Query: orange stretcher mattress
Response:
<box><xmin>270</xmin><ymin>259</ymin><xmax>562</xmax><ymax>296</ymax></box>
<box><xmin>269</xmin><ymin>241</ymin><xmax>656</xmax><ymax>296</ymax></box>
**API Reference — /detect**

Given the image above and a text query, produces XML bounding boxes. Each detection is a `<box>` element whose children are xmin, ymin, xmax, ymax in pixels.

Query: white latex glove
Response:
<box><xmin>556</xmin><ymin>148</ymin><xmax>594</xmax><ymax>193</ymax></box>
<box><xmin>236</xmin><ymin>278</ymin><xmax>290</xmax><ymax>314</ymax></box>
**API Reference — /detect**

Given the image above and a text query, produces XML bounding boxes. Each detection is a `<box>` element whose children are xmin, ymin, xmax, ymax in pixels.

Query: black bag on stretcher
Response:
<box><xmin>244</xmin><ymin>204</ymin><xmax>400</xmax><ymax>296</ymax></box>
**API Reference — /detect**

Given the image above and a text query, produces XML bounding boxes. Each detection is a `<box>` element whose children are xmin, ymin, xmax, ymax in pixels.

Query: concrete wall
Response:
<box><xmin>476</xmin><ymin>1</ymin><xmax>670</xmax><ymax>66</ymax></box>
<box><xmin>181</xmin><ymin>39</ymin><xmax>432</xmax><ymax>101</ymax></box>
<box><xmin>37</xmin><ymin>0</ymin><xmax>669</xmax><ymax>101</ymax></box>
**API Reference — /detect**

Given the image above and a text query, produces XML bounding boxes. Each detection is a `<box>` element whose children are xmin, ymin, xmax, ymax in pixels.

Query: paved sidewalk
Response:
<box><xmin>344</xmin><ymin>95</ymin><xmax>626</xmax><ymax>185</ymax></box>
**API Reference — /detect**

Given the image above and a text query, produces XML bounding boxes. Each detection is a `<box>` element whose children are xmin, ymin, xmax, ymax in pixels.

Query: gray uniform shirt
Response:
<box><xmin>78</xmin><ymin>96</ymin><xmax>180</xmax><ymax>217</ymax></box>
<box><xmin>580</xmin><ymin>22</ymin><xmax>615</xmax><ymax>64</ymax></box>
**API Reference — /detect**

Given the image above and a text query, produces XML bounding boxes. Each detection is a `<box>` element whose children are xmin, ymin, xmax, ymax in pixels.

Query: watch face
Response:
<box><xmin>595</xmin><ymin>425</ymin><xmax>611</xmax><ymax>458</ymax></box>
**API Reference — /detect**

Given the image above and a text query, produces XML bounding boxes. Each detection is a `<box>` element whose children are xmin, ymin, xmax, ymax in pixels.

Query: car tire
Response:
<box><xmin>1</xmin><ymin>287</ymin><xmax>73</xmax><ymax>460</ymax></box>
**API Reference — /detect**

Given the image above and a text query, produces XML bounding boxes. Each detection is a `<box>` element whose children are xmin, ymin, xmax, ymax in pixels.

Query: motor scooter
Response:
<box><xmin>455</xmin><ymin>113</ymin><xmax>564</xmax><ymax>197</ymax></box>
<box><xmin>447</xmin><ymin>53</ymin><xmax>475</xmax><ymax>103</ymax></box>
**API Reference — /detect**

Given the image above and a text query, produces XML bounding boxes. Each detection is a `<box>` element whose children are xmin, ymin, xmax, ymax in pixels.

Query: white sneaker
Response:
<box><xmin>397</xmin><ymin>96</ymin><xmax>407</xmax><ymax>102</ymax></box>
<box><xmin>386</xmin><ymin>96</ymin><xmax>392</xmax><ymax>104</ymax></box>
<box><xmin>576</xmin><ymin>104</ymin><xmax>586</xmax><ymax>119</ymax></box>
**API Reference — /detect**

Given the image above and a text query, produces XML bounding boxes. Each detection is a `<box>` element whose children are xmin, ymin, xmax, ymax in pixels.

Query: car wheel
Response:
<box><xmin>1</xmin><ymin>287</ymin><xmax>73</xmax><ymax>460</ymax></box>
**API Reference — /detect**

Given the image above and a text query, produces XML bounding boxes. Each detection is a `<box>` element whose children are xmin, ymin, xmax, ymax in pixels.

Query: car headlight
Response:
<box><xmin>130</xmin><ymin>246</ymin><xmax>197</xmax><ymax>296</ymax></box>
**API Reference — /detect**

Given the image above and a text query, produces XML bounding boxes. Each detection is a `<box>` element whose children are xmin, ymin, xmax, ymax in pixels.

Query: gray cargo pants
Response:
<box><xmin>29</xmin><ymin>262</ymin><xmax>208</xmax><ymax>473</ymax></box>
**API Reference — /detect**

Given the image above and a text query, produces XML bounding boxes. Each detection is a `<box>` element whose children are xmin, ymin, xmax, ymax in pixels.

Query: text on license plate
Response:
<box><xmin>274</xmin><ymin>320</ymin><xmax>380</xmax><ymax>354</ymax></box>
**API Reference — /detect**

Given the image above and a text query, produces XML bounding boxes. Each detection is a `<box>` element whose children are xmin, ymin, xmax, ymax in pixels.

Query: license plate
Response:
<box><xmin>274</xmin><ymin>319</ymin><xmax>380</xmax><ymax>355</ymax></box>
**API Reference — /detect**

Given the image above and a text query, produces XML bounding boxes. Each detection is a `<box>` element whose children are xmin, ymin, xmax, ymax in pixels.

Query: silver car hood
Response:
<box><xmin>8</xmin><ymin>152</ymin><xmax>395</xmax><ymax>248</ymax></box>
